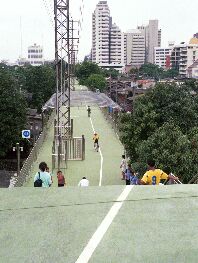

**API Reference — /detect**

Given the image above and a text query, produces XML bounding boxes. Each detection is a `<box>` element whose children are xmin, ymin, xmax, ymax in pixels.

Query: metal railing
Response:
<box><xmin>66</xmin><ymin>136</ymin><xmax>85</xmax><ymax>161</ymax></box>
<box><xmin>14</xmin><ymin>111</ymin><xmax>55</xmax><ymax>187</ymax></box>
<box><xmin>52</xmin><ymin>135</ymin><xmax>85</xmax><ymax>172</ymax></box>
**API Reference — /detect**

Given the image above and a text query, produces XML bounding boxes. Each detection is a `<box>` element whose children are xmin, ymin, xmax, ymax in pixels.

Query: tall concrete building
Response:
<box><xmin>92</xmin><ymin>1</ymin><xmax>110</xmax><ymax>65</ymax></box>
<box><xmin>138</xmin><ymin>20</ymin><xmax>161</xmax><ymax>64</ymax></box>
<box><xmin>124</xmin><ymin>29</ymin><xmax>145</xmax><ymax>67</ymax></box>
<box><xmin>154</xmin><ymin>42</ymin><xmax>174</xmax><ymax>69</ymax></box>
<box><xmin>109</xmin><ymin>23</ymin><xmax>124</xmax><ymax>66</ymax></box>
<box><xmin>28</xmin><ymin>44</ymin><xmax>43</xmax><ymax>66</ymax></box>
<box><xmin>92</xmin><ymin>1</ymin><xmax>124</xmax><ymax>70</ymax></box>
<box><xmin>147</xmin><ymin>20</ymin><xmax>160</xmax><ymax>63</ymax></box>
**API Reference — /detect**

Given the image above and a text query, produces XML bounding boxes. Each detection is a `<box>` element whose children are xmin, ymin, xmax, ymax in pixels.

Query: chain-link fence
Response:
<box><xmin>14</xmin><ymin>111</ymin><xmax>55</xmax><ymax>187</ymax></box>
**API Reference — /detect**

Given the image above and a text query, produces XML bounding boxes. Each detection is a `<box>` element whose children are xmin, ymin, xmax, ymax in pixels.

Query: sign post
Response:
<box><xmin>22</xmin><ymin>130</ymin><xmax>31</xmax><ymax>139</ymax></box>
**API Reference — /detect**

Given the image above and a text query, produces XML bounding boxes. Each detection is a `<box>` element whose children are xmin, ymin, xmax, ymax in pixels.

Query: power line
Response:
<box><xmin>42</xmin><ymin>0</ymin><xmax>54</xmax><ymax>28</ymax></box>
<box><xmin>76</xmin><ymin>0</ymin><xmax>85</xmax><ymax>61</ymax></box>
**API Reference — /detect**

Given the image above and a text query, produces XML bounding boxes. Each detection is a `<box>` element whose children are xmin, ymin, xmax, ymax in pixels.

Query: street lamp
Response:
<box><xmin>13</xmin><ymin>143</ymin><xmax>23</xmax><ymax>177</ymax></box>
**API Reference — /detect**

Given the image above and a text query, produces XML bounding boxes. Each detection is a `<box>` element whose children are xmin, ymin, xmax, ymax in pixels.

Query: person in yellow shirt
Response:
<box><xmin>93</xmin><ymin>132</ymin><xmax>99</xmax><ymax>152</ymax></box>
<box><xmin>140</xmin><ymin>160</ymin><xmax>178</xmax><ymax>185</ymax></box>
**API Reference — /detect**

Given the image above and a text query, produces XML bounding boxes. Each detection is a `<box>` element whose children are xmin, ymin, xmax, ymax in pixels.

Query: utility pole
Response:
<box><xmin>132</xmin><ymin>78</ymin><xmax>137</xmax><ymax>117</ymax></box>
<box><xmin>54</xmin><ymin>0</ymin><xmax>71</xmax><ymax>170</ymax></box>
<box><xmin>53</xmin><ymin>0</ymin><xmax>78</xmax><ymax>170</ymax></box>
<box><xmin>109</xmin><ymin>74</ymin><xmax>112</xmax><ymax>99</ymax></box>
<box><xmin>116</xmin><ymin>77</ymin><xmax>120</xmax><ymax>104</ymax></box>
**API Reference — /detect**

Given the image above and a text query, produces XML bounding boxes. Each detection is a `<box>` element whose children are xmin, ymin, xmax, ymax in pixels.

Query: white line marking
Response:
<box><xmin>90</xmin><ymin>117</ymin><xmax>103</xmax><ymax>186</ymax></box>
<box><xmin>75</xmin><ymin>186</ymin><xmax>133</xmax><ymax>263</ymax></box>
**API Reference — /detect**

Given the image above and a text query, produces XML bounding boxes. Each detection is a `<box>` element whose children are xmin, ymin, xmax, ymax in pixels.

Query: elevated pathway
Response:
<box><xmin>1</xmin><ymin>185</ymin><xmax>198</xmax><ymax>262</ymax></box>
<box><xmin>43</xmin><ymin>84</ymin><xmax>121</xmax><ymax>109</ymax></box>
<box><xmin>25</xmin><ymin>85</ymin><xmax>124</xmax><ymax>187</ymax></box>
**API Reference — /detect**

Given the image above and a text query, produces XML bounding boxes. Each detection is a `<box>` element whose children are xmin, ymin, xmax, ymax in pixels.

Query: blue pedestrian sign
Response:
<box><xmin>22</xmin><ymin>130</ymin><xmax>31</xmax><ymax>139</ymax></box>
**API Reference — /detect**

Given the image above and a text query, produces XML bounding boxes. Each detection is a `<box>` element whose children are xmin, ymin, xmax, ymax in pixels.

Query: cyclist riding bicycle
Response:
<box><xmin>87</xmin><ymin>106</ymin><xmax>91</xmax><ymax>117</ymax></box>
<box><xmin>93</xmin><ymin>132</ymin><xmax>99</xmax><ymax>152</ymax></box>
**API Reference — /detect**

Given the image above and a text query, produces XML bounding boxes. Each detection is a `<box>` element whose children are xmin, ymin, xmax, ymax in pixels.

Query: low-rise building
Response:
<box><xmin>171</xmin><ymin>39</ymin><xmax>198</xmax><ymax>77</ymax></box>
<box><xmin>154</xmin><ymin>42</ymin><xmax>174</xmax><ymax>69</ymax></box>
<box><xmin>187</xmin><ymin>59</ymin><xmax>198</xmax><ymax>79</ymax></box>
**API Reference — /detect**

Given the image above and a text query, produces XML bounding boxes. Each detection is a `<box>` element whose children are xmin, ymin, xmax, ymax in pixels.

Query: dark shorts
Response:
<box><xmin>126</xmin><ymin>179</ymin><xmax>130</xmax><ymax>185</ymax></box>
<box><xmin>58</xmin><ymin>184</ymin><xmax>64</xmax><ymax>187</ymax></box>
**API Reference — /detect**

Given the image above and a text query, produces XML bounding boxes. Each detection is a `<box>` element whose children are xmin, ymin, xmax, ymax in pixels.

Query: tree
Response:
<box><xmin>139</xmin><ymin>63</ymin><xmax>164</xmax><ymax>80</ymax></box>
<box><xmin>137</xmin><ymin>122</ymin><xmax>195</xmax><ymax>182</ymax></box>
<box><xmin>134</xmin><ymin>83</ymin><xmax>198</xmax><ymax>134</ymax></box>
<box><xmin>24</xmin><ymin>65</ymin><xmax>55</xmax><ymax>112</ymax></box>
<box><xmin>162</xmin><ymin>68</ymin><xmax>179</xmax><ymax>79</ymax></box>
<box><xmin>85</xmin><ymin>74</ymin><xmax>107</xmax><ymax>92</ymax></box>
<box><xmin>101</xmin><ymin>68</ymin><xmax>119</xmax><ymax>78</ymax></box>
<box><xmin>75</xmin><ymin>62</ymin><xmax>101</xmax><ymax>85</ymax></box>
<box><xmin>0</xmin><ymin>70</ymin><xmax>27</xmax><ymax>156</ymax></box>
<box><xmin>118</xmin><ymin>82</ymin><xmax>198</xmax><ymax>182</ymax></box>
<box><xmin>138</xmin><ymin>63</ymin><xmax>179</xmax><ymax>80</ymax></box>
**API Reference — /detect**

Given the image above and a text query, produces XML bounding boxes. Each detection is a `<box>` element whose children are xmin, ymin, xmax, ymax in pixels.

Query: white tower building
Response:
<box><xmin>28</xmin><ymin>44</ymin><xmax>44</xmax><ymax>66</ymax></box>
<box><xmin>109</xmin><ymin>23</ymin><xmax>124</xmax><ymax>66</ymax></box>
<box><xmin>92</xmin><ymin>1</ymin><xmax>124</xmax><ymax>71</ymax></box>
<box><xmin>92</xmin><ymin>1</ymin><xmax>110</xmax><ymax>65</ymax></box>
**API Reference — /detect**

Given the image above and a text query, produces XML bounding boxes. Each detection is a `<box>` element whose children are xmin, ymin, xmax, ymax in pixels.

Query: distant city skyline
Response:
<box><xmin>0</xmin><ymin>0</ymin><xmax>197</xmax><ymax>62</ymax></box>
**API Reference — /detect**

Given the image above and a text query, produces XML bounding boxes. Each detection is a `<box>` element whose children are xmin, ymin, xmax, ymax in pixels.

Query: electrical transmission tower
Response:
<box><xmin>53</xmin><ymin>0</ymin><xmax>78</xmax><ymax>170</ymax></box>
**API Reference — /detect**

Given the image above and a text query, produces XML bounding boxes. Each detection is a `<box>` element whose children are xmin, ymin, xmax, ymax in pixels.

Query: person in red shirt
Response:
<box><xmin>57</xmin><ymin>170</ymin><xmax>66</xmax><ymax>187</ymax></box>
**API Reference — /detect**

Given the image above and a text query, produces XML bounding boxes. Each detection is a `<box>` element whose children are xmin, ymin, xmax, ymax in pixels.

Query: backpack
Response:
<box><xmin>34</xmin><ymin>172</ymin><xmax>42</xmax><ymax>187</ymax></box>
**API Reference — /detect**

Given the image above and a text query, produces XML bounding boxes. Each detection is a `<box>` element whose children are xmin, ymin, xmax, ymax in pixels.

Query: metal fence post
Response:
<box><xmin>71</xmin><ymin>119</ymin><xmax>73</xmax><ymax>138</ymax></box>
<box><xmin>82</xmin><ymin>135</ymin><xmax>85</xmax><ymax>160</ymax></box>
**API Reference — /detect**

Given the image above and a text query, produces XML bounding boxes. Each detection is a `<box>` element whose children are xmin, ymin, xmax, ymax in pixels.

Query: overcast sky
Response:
<box><xmin>0</xmin><ymin>0</ymin><xmax>197</xmax><ymax>62</ymax></box>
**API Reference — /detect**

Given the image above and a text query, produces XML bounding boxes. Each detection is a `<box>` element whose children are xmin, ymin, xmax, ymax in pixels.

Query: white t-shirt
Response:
<box><xmin>120</xmin><ymin>159</ymin><xmax>127</xmax><ymax>172</ymax></box>
<box><xmin>78</xmin><ymin>179</ymin><xmax>89</xmax><ymax>187</ymax></box>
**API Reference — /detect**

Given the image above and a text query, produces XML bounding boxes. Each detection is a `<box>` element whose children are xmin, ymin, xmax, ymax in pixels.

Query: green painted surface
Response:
<box><xmin>25</xmin><ymin>106</ymin><xmax>125</xmax><ymax>187</ymax></box>
<box><xmin>0</xmin><ymin>186</ymin><xmax>124</xmax><ymax>263</ymax></box>
<box><xmin>1</xmin><ymin>186</ymin><xmax>198</xmax><ymax>262</ymax></box>
<box><xmin>5</xmin><ymin>85</ymin><xmax>198</xmax><ymax>262</ymax></box>
<box><xmin>89</xmin><ymin>185</ymin><xmax>198</xmax><ymax>263</ymax></box>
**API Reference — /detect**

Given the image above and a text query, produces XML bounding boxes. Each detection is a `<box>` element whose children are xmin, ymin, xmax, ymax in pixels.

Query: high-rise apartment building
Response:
<box><xmin>28</xmin><ymin>44</ymin><xmax>44</xmax><ymax>66</ymax></box>
<box><xmin>110</xmin><ymin>23</ymin><xmax>124</xmax><ymax>66</ymax></box>
<box><xmin>92</xmin><ymin>1</ymin><xmax>110</xmax><ymax>65</ymax></box>
<box><xmin>92</xmin><ymin>2</ymin><xmax>161</xmax><ymax>69</ymax></box>
<box><xmin>138</xmin><ymin>20</ymin><xmax>161</xmax><ymax>64</ymax></box>
<box><xmin>92</xmin><ymin>1</ymin><xmax>124</xmax><ymax>70</ymax></box>
<box><xmin>124</xmin><ymin>29</ymin><xmax>145</xmax><ymax>67</ymax></box>
<box><xmin>147</xmin><ymin>20</ymin><xmax>160</xmax><ymax>63</ymax></box>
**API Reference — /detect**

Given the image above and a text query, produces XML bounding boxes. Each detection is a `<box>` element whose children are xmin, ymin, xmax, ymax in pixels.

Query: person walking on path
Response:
<box><xmin>57</xmin><ymin>171</ymin><xmax>66</xmax><ymax>187</ymax></box>
<box><xmin>34</xmin><ymin>162</ymin><xmax>52</xmax><ymax>188</ymax></box>
<box><xmin>125</xmin><ymin>164</ymin><xmax>135</xmax><ymax>185</ymax></box>
<box><xmin>93</xmin><ymin>132</ymin><xmax>99</xmax><ymax>152</ymax></box>
<box><xmin>46</xmin><ymin>166</ymin><xmax>53</xmax><ymax>184</ymax></box>
<box><xmin>87</xmin><ymin>106</ymin><xmax>91</xmax><ymax>117</ymax></box>
<box><xmin>120</xmin><ymin>155</ymin><xmax>127</xmax><ymax>180</ymax></box>
<box><xmin>78</xmin><ymin>177</ymin><xmax>89</xmax><ymax>187</ymax></box>
<box><xmin>140</xmin><ymin>160</ymin><xmax>179</xmax><ymax>185</ymax></box>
